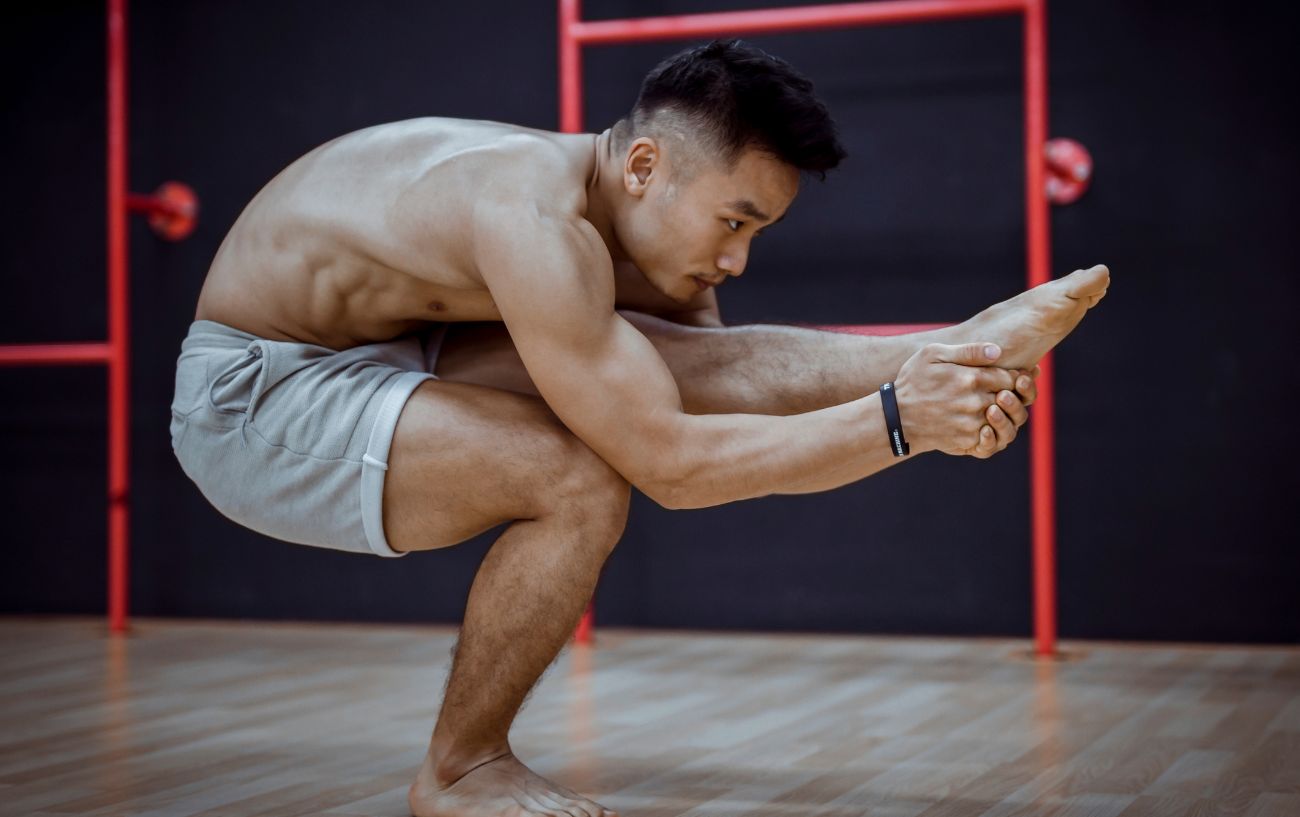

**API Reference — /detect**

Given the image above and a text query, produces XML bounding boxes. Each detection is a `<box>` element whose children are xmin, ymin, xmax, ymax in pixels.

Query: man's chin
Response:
<box><xmin>645</xmin><ymin>272</ymin><xmax>694</xmax><ymax>304</ymax></box>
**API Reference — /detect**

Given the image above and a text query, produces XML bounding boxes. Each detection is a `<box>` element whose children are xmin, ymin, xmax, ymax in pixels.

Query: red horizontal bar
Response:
<box><xmin>0</xmin><ymin>342</ymin><xmax>113</xmax><ymax>367</ymax></box>
<box><xmin>570</xmin><ymin>0</ymin><xmax>1025</xmax><ymax>44</ymax></box>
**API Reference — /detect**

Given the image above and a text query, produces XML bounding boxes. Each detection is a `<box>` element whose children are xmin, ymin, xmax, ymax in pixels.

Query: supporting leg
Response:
<box><xmin>426</xmin><ymin>507</ymin><xmax>623</xmax><ymax>777</ymax></box>
<box><xmin>410</xmin><ymin>497</ymin><xmax>629</xmax><ymax>817</ymax></box>
<box><xmin>386</xmin><ymin>380</ymin><xmax>631</xmax><ymax>817</ymax></box>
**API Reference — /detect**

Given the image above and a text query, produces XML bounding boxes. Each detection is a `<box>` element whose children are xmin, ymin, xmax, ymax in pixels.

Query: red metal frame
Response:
<box><xmin>560</xmin><ymin>0</ymin><xmax>1059</xmax><ymax>656</ymax></box>
<box><xmin>0</xmin><ymin>0</ymin><xmax>194</xmax><ymax>635</ymax></box>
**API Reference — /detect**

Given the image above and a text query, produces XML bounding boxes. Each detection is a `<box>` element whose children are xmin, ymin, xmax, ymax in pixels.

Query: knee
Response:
<box><xmin>544</xmin><ymin>437</ymin><xmax>631</xmax><ymax>549</ymax></box>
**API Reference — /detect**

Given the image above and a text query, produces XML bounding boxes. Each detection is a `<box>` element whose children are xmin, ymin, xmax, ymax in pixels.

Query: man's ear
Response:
<box><xmin>624</xmin><ymin>137</ymin><xmax>659</xmax><ymax>197</ymax></box>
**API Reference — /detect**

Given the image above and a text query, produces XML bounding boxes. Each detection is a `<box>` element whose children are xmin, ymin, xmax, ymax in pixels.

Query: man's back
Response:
<box><xmin>194</xmin><ymin>117</ymin><xmax>595</xmax><ymax>350</ymax></box>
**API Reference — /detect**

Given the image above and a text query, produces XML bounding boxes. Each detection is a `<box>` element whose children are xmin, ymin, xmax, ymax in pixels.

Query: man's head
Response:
<box><xmin>606</xmin><ymin>39</ymin><xmax>847</xmax><ymax>301</ymax></box>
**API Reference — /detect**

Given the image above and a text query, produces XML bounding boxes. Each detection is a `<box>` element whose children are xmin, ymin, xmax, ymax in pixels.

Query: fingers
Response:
<box><xmin>929</xmin><ymin>342</ymin><xmax>1001</xmax><ymax>366</ymax></box>
<box><xmin>976</xmin><ymin>367</ymin><xmax>1017</xmax><ymax>393</ymax></box>
<box><xmin>971</xmin><ymin>401</ymin><xmax>1022</xmax><ymax>459</ymax></box>
<box><xmin>996</xmin><ymin>389</ymin><xmax>1029</xmax><ymax>427</ymax></box>
<box><xmin>1014</xmin><ymin>367</ymin><xmax>1038</xmax><ymax>406</ymax></box>
<box><xmin>987</xmin><ymin>403</ymin><xmax>1018</xmax><ymax>450</ymax></box>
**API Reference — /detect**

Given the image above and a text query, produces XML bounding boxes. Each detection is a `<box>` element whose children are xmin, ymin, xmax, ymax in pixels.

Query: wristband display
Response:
<box><xmin>879</xmin><ymin>381</ymin><xmax>910</xmax><ymax>457</ymax></box>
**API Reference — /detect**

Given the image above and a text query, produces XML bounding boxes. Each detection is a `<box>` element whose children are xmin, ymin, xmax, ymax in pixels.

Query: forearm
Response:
<box><xmin>657</xmin><ymin>394</ymin><xmax>908</xmax><ymax>509</ymax></box>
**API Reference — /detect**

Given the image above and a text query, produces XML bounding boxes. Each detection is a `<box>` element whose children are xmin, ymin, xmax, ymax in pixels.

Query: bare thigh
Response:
<box><xmin>382</xmin><ymin>376</ymin><xmax>627</xmax><ymax>554</ymax></box>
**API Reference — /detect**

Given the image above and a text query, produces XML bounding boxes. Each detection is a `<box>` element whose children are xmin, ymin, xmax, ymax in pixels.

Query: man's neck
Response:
<box><xmin>582</xmin><ymin>129</ymin><xmax>629</xmax><ymax>263</ymax></box>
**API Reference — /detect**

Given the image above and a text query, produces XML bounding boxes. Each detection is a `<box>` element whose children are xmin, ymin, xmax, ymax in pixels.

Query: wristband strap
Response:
<box><xmin>879</xmin><ymin>381</ymin><xmax>910</xmax><ymax>457</ymax></box>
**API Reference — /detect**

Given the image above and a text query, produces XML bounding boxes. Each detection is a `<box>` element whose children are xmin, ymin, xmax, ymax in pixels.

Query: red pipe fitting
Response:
<box><xmin>1044</xmin><ymin>138</ymin><xmax>1092</xmax><ymax>205</ymax></box>
<box><xmin>127</xmin><ymin>181</ymin><xmax>199</xmax><ymax>240</ymax></box>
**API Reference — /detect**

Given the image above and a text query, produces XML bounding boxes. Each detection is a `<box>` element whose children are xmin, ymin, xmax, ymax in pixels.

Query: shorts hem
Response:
<box><xmin>359</xmin><ymin>370</ymin><xmax>437</xmax><ymax>558</ymax></box>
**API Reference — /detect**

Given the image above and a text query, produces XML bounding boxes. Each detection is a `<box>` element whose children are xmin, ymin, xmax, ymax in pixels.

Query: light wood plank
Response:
<box><xmin>1</xmin><ymin>618</ymin><xmax>1296</xmax><ymax>817</ymax></box>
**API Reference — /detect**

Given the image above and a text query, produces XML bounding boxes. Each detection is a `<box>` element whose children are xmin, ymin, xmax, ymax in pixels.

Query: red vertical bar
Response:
<box><xmin>560</xmin><ymin>0</ymin><xmax>594</xmax><ymax>644</ymax></box>
<box><xmin>1024</xmin><ymin>0</ymin><xmax>1055</xmax><ymax>657</ymax></box>
<box><xmin>559</xmin><ymin>0</ymin><xmax>584</xmax><ymax>134</ymax></box>
<box><xmin>107</xmin><ymin>0</ymin><xmax>131</xmax><ymax>634</ymax></box>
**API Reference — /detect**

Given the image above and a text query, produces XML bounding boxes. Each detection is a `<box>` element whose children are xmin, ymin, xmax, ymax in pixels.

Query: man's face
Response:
<box><xmin>621</xmin><ymin>142</ymin><xmax>800</xmax><ymax>303</ymax></box>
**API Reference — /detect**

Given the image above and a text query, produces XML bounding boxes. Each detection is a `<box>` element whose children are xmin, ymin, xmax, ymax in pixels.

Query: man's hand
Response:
<box><xmin>966</xmin><ymin>365</ymin><xmax>1039</xmax><ymax>459</ymax></box>
<box><xmin>894</xmin><ymin>343</ymin><xmax>1038</xmax><ymax>458</ymax></box>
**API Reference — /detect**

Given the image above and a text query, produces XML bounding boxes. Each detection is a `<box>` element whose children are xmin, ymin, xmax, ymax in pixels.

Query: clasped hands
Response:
<box><xmin>893</xmin><ymin>342</ymin><xmax>1040</xmax><ymax>460</ymax></box>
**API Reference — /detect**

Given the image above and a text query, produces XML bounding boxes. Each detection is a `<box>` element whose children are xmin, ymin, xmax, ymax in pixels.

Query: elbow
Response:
<box><xmin>632</xmin><ymin>422</ymin><xmax>705</xmax><ymax>510</ymax></box>
<box><xmin>640</xmin><ymin>463</ymin><xmax>708</xmax><ymax>511</ymax></box>
<box><xmin>635</xmin><ymin>458</ymin><xmax>691</xmax><ymax>510</ymax></box>
<box><xmin>641</xmin><ymin>476</ymin><xmax>688</xmax><ymax>510</ymax></box>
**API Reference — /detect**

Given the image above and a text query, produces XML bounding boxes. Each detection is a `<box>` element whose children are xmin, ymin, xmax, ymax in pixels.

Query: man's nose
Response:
<box><xmin>717</xmin><ymin>251</ymin><xmax>747</xmax><ymax>278</ymax></box>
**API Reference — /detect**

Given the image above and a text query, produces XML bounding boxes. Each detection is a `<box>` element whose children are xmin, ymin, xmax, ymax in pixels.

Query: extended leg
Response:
<box><xmin>438</xmin><ymin>314</ymin><xmax>940</xmax><ymax>416</ymax></box>
<box><xmin>435</xmin><ymin>265</ymin><xmax>1109</xmax><ymax>417</ymax></box>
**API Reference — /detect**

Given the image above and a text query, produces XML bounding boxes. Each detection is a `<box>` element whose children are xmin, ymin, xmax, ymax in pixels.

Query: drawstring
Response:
<box><xmin>206</xmin><ymin>341</ymin><xmax>270</xmax><ymax>446</ymax></box>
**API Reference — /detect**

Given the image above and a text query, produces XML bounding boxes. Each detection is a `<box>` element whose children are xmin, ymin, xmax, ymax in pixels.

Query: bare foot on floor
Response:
<box><xmin>409</xmin><ymin>750</ymin><xmax>618</xmax><ymax>817</ymax></box>
<box><xmin>968</xmin><ymin>264</ymin><xmax>1111</xmax><ymax>370</ymax></box>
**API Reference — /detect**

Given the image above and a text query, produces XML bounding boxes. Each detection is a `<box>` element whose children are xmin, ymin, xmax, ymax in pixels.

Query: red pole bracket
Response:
<box><xmin>127</xmin><ymin>181</ymin><xmax>199</xmax><ymax>241</ymax></box>
<box><xmin>1044</xmin><ymin>138</ymin><xmax>1091</xmax><ymax>205</ymax></box>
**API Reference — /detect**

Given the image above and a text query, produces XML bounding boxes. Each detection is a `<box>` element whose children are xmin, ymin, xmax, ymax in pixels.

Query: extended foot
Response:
<box><xmin>968</xmin><ymin>264</ymin><xmax>1110</xmax><ymax>370</ymax></box>
<box><xmin>409</xmin><ymin>750</ymin><xmax>617</xmax><ymax>817</ymax></box>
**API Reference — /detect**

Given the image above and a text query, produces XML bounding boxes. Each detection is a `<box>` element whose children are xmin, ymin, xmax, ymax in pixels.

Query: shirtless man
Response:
<box><xmin>169</xmin><ymin>39</ymin><xmax>1108</xmax><ymax>817</ymax></box>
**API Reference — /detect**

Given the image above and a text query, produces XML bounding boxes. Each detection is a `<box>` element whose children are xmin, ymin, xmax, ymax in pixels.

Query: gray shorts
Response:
<box><xmin>168</xmin><ymin>319</ymin><xmax>450</xmax><ymax>558</ymax></box>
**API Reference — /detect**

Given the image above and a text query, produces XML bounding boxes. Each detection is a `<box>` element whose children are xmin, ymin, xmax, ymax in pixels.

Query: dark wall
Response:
<box><xmin>3</xmin><ymin>1</ymin><xmax>1296</xmax><ymax>643</ymax></box>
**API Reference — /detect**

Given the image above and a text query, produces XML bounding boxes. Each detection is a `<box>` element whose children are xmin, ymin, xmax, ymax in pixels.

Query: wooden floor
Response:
<box><xmin>1</xmin><ymin>617</ymin><xmax>1297</xmax><ymax>817</ymax></box>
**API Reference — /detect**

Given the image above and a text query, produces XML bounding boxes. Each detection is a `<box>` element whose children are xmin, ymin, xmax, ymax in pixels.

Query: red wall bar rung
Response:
<box><xmin>0</xmin><ymin>343</ymin><xmax>114</xmax><ymax>367</ymax></box>
<box><xmin>571</xmin><ymin>0</ymin><xmax>1026</xmax><ymax>44</ymax></box>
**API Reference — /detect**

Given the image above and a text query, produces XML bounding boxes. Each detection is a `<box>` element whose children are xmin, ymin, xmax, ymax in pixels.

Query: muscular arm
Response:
<box><xmin>475</xmin><ymin>204</ymin><xmax>906</xmax><ymax>510</ymax></box>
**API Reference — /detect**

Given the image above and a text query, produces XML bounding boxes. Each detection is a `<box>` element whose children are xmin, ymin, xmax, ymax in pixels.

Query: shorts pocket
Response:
<box><xmin>240</xmin><ymin>344</ymin><xmax>393</xmax><ymax>461</ymax></box>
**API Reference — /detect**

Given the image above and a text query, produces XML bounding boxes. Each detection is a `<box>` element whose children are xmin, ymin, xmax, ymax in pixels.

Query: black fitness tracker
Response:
<box><xmin>879</xmin><ymin>381</ymin><xmax>910</xmax><ymax>457</ymax></box>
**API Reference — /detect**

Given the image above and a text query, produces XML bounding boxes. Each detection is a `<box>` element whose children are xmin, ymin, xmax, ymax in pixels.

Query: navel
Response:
<box><xmin>427</xmin><ymin>300</ymin><xmax>447</xmax><ymax>313</ymax></box>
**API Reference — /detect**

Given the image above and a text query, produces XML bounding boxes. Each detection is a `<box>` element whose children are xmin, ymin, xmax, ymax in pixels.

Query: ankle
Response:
<box><xmin>423</xmin><ymin>739</ymin><xmax>512</xmax><ymax>788</ymax></box>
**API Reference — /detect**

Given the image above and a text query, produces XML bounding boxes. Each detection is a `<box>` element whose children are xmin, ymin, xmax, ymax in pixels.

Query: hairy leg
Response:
<box><xmin>435</xmin><ymin>265</ymin><xmax>1109</xmax><ymax>416</ymax></box>
<box><xmin>382</xmin><ymin>381</ymin><xmax>629</xmax><ymax>817</ymax></box>
<box><xmin>413</xmin><ymin>506</ymin><xmax>626</xmax><ymax>817</ymax></box>
<box><xmin>438</xmin><ymin>314</ymin><xmax>933</xmax><ymax>416</ymax></box>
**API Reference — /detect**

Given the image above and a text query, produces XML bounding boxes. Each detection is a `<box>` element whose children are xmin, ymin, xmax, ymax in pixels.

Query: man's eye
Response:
<box><xmin>727</xmin><ymin>219</ymin><xmax>743</xmax><ymax>231</ymax></box>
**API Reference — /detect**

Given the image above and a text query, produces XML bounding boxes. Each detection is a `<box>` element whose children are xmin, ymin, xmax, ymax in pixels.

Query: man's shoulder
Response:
<box><xmin>390</xmin><ymin>120</ymin><xmax>596</xmax><ymax>250</ymax></box>
<box><xmin>468</xmin><ymin>132</ymin><xmax>590</xmax><ymax>216</ymax></box>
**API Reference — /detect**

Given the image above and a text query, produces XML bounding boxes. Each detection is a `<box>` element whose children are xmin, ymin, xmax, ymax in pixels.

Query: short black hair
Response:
<box><xmin>613</xmin><ymin>39</ymin><xmax>847</xmax><ymax>179</ymax></box>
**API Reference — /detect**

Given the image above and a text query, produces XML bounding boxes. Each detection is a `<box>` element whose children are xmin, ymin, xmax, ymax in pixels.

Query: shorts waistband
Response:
<box><xmin>180</xmin><ymin>318</ymin><xmax>451</xmax><ymax>361</ymax></box>
<box><xmin>181</xmin><ymin>319</ymin><xmax>272</xmax><ymax>351</ymax></box>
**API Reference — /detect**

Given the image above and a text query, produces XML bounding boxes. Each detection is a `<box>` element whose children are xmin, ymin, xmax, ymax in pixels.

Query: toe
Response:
<box><xmin>535</xmin><ymin>791</ymin><xmax>591</xmax><ymax>817</ymax></box>
<box><xmin>1065</xmin><ymin>264</ymin><xmax>1110</xmax><ymax>298</ymax></box>
<box><xmin>547</xmin><ymin>783</ymin><xmax>608</xmax><ymax>817</ymax></box>
<box><xmin>573</xmin><ymin>796</ymin><xmax>614</xmax><ymax>817</ymax></box>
